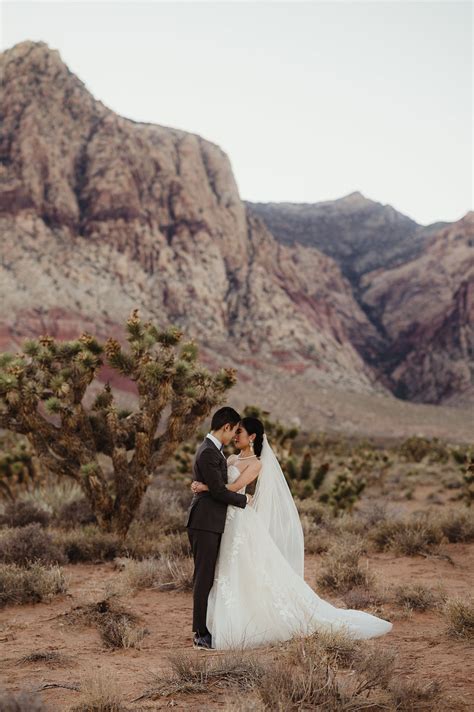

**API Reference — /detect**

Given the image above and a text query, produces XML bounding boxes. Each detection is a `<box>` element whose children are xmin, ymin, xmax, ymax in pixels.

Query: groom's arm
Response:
<box><xmin>197</xmin><ymin>448</ymin><xmax>247</xmax><ymax>508</ymax></box>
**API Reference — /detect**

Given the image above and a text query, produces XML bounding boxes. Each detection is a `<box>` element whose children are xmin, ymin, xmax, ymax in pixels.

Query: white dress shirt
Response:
<box><xmin>206</xmin><ymin>432</ymin><xmax>225</xmax><ymax>457</ymax></box>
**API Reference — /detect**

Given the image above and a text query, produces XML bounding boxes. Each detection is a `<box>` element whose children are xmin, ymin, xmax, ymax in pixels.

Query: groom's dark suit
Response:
<box><xmin>186</xmin><ymin>436</ymin><xmax>247</xmax><ymax>638</ymax></box>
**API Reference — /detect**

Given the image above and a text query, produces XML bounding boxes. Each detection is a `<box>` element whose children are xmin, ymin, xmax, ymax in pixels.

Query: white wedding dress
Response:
<box><xmin>206</xmin><ymin>449</ymin><xmax>392</xmax><ymax>650</ymax></box>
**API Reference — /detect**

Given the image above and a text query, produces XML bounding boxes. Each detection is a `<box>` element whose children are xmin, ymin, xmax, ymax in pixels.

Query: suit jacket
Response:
<box><xmin>185</xmin><ymin>437</ymin><xmax>247</xmax><ymax>533</ymax></box>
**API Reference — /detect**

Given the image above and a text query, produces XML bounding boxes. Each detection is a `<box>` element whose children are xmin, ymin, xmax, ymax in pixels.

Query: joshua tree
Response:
<box><xmin>0</xmin><ymin>309</ymin><xmax>236</xmax><ymax>537</ymax></box>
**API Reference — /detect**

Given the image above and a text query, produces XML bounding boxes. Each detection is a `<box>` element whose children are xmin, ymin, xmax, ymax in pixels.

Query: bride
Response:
<box><xmin>190</xmin><ymin>416</ymin><xmax>393</xmax><ymax>650</ymax></box>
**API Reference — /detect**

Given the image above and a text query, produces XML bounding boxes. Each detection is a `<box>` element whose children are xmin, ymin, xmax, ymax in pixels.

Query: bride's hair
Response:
<box><xmin>240</xmin><ymin>417</ymin><xmax>264</xmax><ymax>457</ymax></box>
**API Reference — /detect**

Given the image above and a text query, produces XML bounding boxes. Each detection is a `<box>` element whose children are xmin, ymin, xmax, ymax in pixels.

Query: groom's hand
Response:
<box><xmin>246</xmin><ymin>494</ymin><xmax>253</xmax><ymax>505</ymax></box>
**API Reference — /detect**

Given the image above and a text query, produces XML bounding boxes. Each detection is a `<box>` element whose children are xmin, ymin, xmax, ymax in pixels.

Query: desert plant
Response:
<box><xmin>0</xmin><ymin>499</ymin><xmax>51</xmax><ymax>528</ymax></box>
<box><xmin>0</xmin><ymin>561</ymin><xmax>67</xmax><ymax>606</ymax></box>
<box><xmin>0</xmin><ymin>689</ymin><xmax>49</xmax><ymax>711</ymax></box>
<box><xmin>459</xmin><ymin>450</ymin><xmax>474</xmax><ymax>507</ymax></box>
<box><xmin>370</xmin><ymin>513</ymin><xmax>443</xmax><ymax>556</ymax></box>
<box><xmin>438</xmin><ymin>507</ymin><xmax>474</xmax><ymax>542</ymax></box>
<box><xmin>320</xmin><ymin>468</ymin><xmax>366</xmax><ymax>514</ymax></box>
<box><xmin>0</xmin><ymin>433</ymin><xmax>42</xmax><ymax>500</ymax></box>
<box><xmin>316</xmin><ymin>540</ymin><xmax>375</xmax><ymax>593</ymax></box>
<box><xmin>442</xmin><ymin>596</ymin><xmax>474</xmax><ymax>639</ymax></box>
<box><xmin>71</xmin><ymin>669</ymin><xmax>127</xmax><ymax>712</ymax></box>
<box><xmin>394</xmin><ymin>583</ymin><xmax>439</xmax><ymax>612</ymax></box>
<box><xmin>0</xmin><ymin>309</ymin><xmax>236</xmax><ymax>537</ymax></box>
<box><xmin>53</xmin><ymin>525</ymin><xmax>123</xmax><ymax>563</ymax></box>
<box><xmin>0</xmin><ymin>523</ymin><xmax>67</xmax><ymax>566</ymax></box>
<box><xmin>134</xmin><ymin>652</ymin><xmax>264</xmax><ymax>700</ymax></box>
<box><xmin>120</xmin><ymin>555</ymin><xmax>193</xmax><ymax>592</ymax></box>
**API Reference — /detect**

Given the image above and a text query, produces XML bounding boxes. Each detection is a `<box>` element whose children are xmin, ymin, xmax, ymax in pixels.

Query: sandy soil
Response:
<box><xmin>1</xmin><ymin>543</ymin><xmax>473</xmax><ymax>711</ymax></box>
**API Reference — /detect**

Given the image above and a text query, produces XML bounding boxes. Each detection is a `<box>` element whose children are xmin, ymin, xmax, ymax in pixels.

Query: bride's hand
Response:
<box><xmin>191</xmin><ymin>481</ymin><xmax>208</xmax><ymax>493</ymax></box>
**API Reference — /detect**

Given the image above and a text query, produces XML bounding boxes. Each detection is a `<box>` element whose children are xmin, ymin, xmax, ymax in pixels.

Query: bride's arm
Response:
<box><xmin>226</xmin><ymin>461</ymin><xmax>261</xmax><ymax>491</ymax></box>
<box><xmin>191</xmin><ymin>459</ymin><xmax>261</xmax><ymax>493</ymax></box>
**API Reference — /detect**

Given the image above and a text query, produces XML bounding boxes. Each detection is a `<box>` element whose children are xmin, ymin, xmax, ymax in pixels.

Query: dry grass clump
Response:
<box><xmin>61</xmin><ymin>596</ymin><xmax>147</xmax><ymax>649</ymax></box>
<box><xmin>437</xmin><ymin>508</ymin><xmax>474</xmax><ymax>543</ymax></box>
<box><xmin>342</xmin><ymin>586</ymin><xmax>386</xmax><ymax>612</ymax></box>
<box><xmin>316</xmin><ymin>540</ymin><xmax>375</xmax><ymax>593</ymax></box>
<box><xmin>71</xmin><ymin>669</ymin><xmax>128</xmax><ymax>712</ymax></box>
<box><xmin>393</xmin><ymin>583</ymin><xmax>440</xmax><ymax>612</ymax></box>
<box><xmin>135</xmin><ymin>651</ymin><xmax>264</xmax><ymax>700</ymax></box>
<box><xmin>370</xmin><ymin>514</ymin><xmax>443</xmax><ymax>556</ymax></box>
<box><xmin>0</xmin><ymin>523</ymin><xmax>67</xmax><ymax>566</ymax></box>
<box><xmin>54</xmin><ymin>496</ymin><xmax>97</xmax><ymax>528</ymax></box>
<box><xmin>16</xmin><ymin>649</ymin><xmax>72</xmax><ymax>667</ymax></box>
<box><xmin>0</xmin><ymin>689</ymin><xmax>48</xmax><ymax>711</ymax></box>
<box><xmin>442</xmin><ymin>596</ymin><xmax>474</xmax><ymax>640</ymax></box>
<box><xmin>52</xmin><ymin>525</ymin><xmax>123</xmax><ymax>563</ymax></box>
<box><xmin>388</xmin><ymin>678</ymin><xmax>444</xmax><ymax>711</ymax></box>
<box><xmin>258</xmin><ymin>638</ymin><xmax>395</xmax><ymax>711</ymax></box>
<box><xmin>284</xmin><ymin>628</ymin><xmax>362</xmax><ymax>668</ymax></box>
<box><xmin>0</xmin><ymin>500</ymin><xmax>51</xmax><ymax>528</ymax></box>
<box><xmin>120</xmin><ymin>555</ymin><xmax>193</xmax><ymax>593</ymax></box>
<box><xmin>0</xmin><ymin>561</ymin><xmax>67</xmax><ymax>607</ymax></box>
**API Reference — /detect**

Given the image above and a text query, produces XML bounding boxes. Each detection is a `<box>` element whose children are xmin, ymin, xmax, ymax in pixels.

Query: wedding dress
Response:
<box><xmin>206</xmin><ymin>436</ymin><xmax>392</xmax><ymax>650</ymax></box>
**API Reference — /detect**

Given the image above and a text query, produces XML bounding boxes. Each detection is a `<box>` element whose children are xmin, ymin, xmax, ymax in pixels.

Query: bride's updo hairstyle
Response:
<box><xmin>240</xmin><ymin>417</ymin><xmax>264</xmax><ymax>458</ymax></box>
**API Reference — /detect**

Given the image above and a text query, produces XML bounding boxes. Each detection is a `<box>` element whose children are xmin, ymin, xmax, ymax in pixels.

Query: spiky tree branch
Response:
<box><xmin>0</xmin><ymin>310</ymin><xmax>236</xmax><ymax>536</ymax></box>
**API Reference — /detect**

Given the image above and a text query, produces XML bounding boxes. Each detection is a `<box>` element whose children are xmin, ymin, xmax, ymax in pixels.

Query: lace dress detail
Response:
<box><xmin>206</xmin><ymin>464</ymin><xmax>392</xmax><ymax>649</ymax></box>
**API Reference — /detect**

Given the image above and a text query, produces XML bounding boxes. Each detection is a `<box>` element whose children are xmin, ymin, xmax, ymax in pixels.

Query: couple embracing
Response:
<box><xmin>186</xmin><ymin>407</ymin><xmax>392</xmax><ymax>650</ymax></box>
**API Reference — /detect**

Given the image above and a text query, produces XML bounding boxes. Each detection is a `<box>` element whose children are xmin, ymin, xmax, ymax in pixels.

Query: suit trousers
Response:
<box><xmin>187</xmin><ymin>527</ymin><xmax>222</xmax><ymax>637</ymax></box>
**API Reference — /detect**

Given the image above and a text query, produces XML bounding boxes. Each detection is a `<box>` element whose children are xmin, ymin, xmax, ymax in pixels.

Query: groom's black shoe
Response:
<box><xmin>193</xmin><ymin>632</ymin><xmax>212</xmax><ymax>650</ymax></box>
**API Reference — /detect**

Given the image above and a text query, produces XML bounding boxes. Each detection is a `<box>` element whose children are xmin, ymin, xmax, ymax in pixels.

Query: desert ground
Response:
<box><xmin>1</xmin><ymin>432</ymin><xmax>473</xmax><ymax>711</ymax></box>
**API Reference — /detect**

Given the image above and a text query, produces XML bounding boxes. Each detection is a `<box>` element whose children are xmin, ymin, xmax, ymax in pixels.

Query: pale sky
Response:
<box><xmin>1</xmin><ymin>0</ymin><xmax>472</xmax><ymax>225</ymax></box>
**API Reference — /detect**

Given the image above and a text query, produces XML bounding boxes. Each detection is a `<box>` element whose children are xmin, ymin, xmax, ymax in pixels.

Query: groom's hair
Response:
<box><xmin>211</xmin><ymin>407</ymin><xmax>241</xmax><ymax>431</ymax></box>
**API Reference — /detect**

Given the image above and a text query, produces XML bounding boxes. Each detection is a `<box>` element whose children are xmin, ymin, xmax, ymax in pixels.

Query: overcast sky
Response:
<box><xmin>1</xmin><ymin>0</ymin><xmax>472</xmax><ymax>225</ymax></box>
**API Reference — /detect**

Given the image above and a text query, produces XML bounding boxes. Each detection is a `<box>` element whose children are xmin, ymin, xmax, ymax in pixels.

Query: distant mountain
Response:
<box><xmin>246</xmin><ymin>194</ymin><xmax>448</xmax><ymax>284</ymax></box>
<box><xmin>0</xmin><ymin>40</ymin><xmax>472</xmax><ymax>436</ymax></box>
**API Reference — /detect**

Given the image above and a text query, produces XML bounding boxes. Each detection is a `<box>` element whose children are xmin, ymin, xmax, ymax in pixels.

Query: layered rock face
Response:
<box><xmin>0</xmin><ymin>40</ymin><xmax>385</xmax><ymax>413</ymax></box>
<box><xmin>247</xmin><ymin>194</ymin><xmax>448</xmax><ymax>283</ymax></box>
<box><xmin>361</xmin><ymin>213</ymin><xmax>474</xmax><ymax>404</ymax></box>
<box><xmin>247</xmin><ymin>201</ymin><xmax>473</xmax><ymax>405</ymax></box>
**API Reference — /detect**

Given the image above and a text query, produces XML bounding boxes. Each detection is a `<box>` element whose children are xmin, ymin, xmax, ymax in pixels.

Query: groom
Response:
<box><xmin>186</xmin><ymin>406</ymin><xmax>251</xmax><ymax>650</ymax></box>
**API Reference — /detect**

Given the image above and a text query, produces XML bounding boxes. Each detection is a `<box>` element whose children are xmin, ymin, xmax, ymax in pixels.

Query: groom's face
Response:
<box><xmin>221</xmin><ymin>422</ymin><xmax>239</xmax><ymax>446</ymax></box>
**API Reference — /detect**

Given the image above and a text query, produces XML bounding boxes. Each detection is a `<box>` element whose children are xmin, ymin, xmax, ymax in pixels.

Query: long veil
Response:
<box><xmin>252</xmin><ymin>434</ymin><xmax>305</xmax><ymax>577</ymax></box>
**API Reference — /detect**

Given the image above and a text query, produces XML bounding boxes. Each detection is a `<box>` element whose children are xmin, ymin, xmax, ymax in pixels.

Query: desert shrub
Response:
<box><xmin>0</xmin><ymin>500</ymin><xmax>51</xmax><ymax>528</ymax></box>
<box><xmin>388</xmin><ymin>678</ymin><xmax>443</xmax><ymax>711</ymax></box>
<box><xmin>295</xmin><ymin>497</ymin><xmax>327</xmax><ymax>524</ymax></box>
<box><xmin>71</xmin><ymin>669</ymin><xmax>127</xmax><ymax>712</ymax></box>
<box><xmin>442</xmin><ymin>596</ymin><xmax>474</xmax><ymax>639</ymax></box>
<box><xmin>137</xmin><ymin>487</ymin><xmax>186</xmax><ymax>530</ymax></box>
<box><xmin>62</xmin><ymin>596</ymin><xmax>146</xmax><ymax>649</ymax></box>
<box><xmin>55</xmin><ymin>497</ymin><xmax>97</xmax><ymax>528</ymax></box>
<box><xmin>257</xmin><ymin>655</ymin><xmax>341</xmax><ymax>711</ymax></box>
<box><xmin>137</xmin><ymin>652</ymin><xmax>264</xmax><ymax>699</ymax></box>
<box><xmin>16</xmin><ymin>650</ymin><xmax>72</xmax><ymax>667</ymax></box>
<box><xmin>370</xmin><ymin>514</ymin><xmax>442</xmax><ymax>555</ymax></box>
<box><xmin>399</xmin><ymin>436</ymin><xmax>449</xmax><ymax>463</ymax></box>
<box><xmin>437</xmin><ymin>508</ymin><xmax>474</xmax><ymax>542</ymax></box>
<box><xmin>0</xmin><ymin>524</ymin><xmax>67</xmax><ymax>566</ymax></box>
<box><xmin>53</xmin><ymin>525</ymin><xmax>123</xmax><ymax>563</ymax></box>
<box><xmin>300</xmin><ymin>515</ymin><xmax>331</xmax><ymax>554</ymax></box>
<box><xmin>319</xmin><ymin>468</ymin><xmax>366</xmax><ymax>514</ymax></box>
<box><xmin>100</xmin><ymin>613</ymin><xmax>147</xmax><ymax>649</ymax></box>
<box><xmin>0</xmin><ymin>561</ymin><xmax>67</xmax><ymax>606</ymax></box>
<box><xmin>394</xmin><ymin>584</ymin><xmax>439</xmax><ymax>612</ymax></box>
<box><xmin>316</xmin><ymin>540</ymin><xmax>375</xmax><ymax>593</ymax></box>
<box><xmin>343</xmin><ymin>586</ymin><xmax>385</xmax><ymax>611</ymax></box>
<box><xmin>120</xmin><ymin>555</ymin><xmax>193</xmax><ymax>592</ymax></box>
<box><xmin>0</xmin><ymin>689</ymin><xmax>49</xmax><ymax>711</ymax></box>
<box><xmin>285</xmin><ymin>628</ymin><xmax>361</xmax><ymax>668</ymax></box>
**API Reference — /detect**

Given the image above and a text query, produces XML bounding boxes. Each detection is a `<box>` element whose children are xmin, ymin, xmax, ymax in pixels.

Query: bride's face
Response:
<box><xmin>234</xmin><ymin>424</ymin><xmax>251</xmax><ymax>450</ymax></box>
